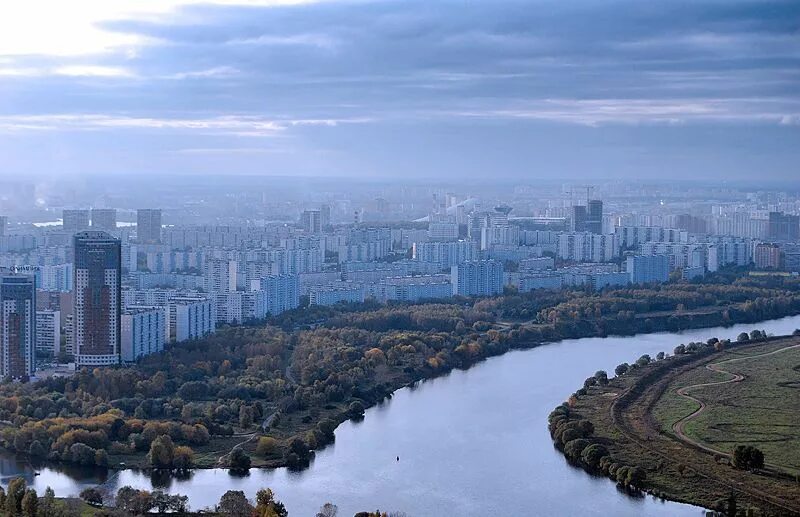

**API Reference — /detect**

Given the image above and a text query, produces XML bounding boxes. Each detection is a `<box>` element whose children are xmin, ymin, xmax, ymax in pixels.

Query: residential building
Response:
<box><xmin>73</xmin><ymin>231</ymin><xmax>121</xmax><ymax>367</ymax></box>
<box><xmin>62</xmin><ymin>209</ymin><xmax>90</xmax><ymax>233</ymax></box>
<box><xmin>35</xmin><ymin>310</ymin><xmax>60</xmax><ymax>356</ymax></box>
<box><xmin>0</xmin><ymin>273</ymin><xmax>36</xmax><ymax>380</ymax></box>
<box><xmin>627</xmin><ymin>255</ymin><xmax>670</xmax><ymax>284</ymax></box>
<box><xmin>91</xmin><ymin>209</ymin><xmax>117</xmax><ymax>232</ymax></box>
<box><xmin>754</xmin><ymin>243</ymin><xmax>782</xmax><ymax>270</ymax></box>
<box><xmin>121</xmin><ymin>306</ymin><xmax>166</xmax><ymax>362</ymax></box>
<box><xmin>169</xmin><ymin>296</ymin><xmax>216</xmax><ymax>342</ymax></box>
<box><xmin>137</xmin><ymin>209</ymin><xmax>162</xmax><ymax>244</ymax></box>
<box><xmin>451</xmin><ymin>260</ymin><xmax>504</xmax><ymax>296</ymax></box>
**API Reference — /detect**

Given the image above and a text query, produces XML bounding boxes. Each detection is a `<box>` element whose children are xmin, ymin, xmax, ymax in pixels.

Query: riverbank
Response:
<box><xmin>12</xmin><ymin>316</ymin><xmax>800</xmax><ymax>515</ymax></box>
<box><xmin>550</xmin><ymin>333</ymin><xmax>800</xmax><ymax>516</ymax></box>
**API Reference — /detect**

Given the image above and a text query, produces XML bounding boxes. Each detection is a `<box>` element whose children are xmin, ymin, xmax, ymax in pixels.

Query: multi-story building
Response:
<box><xmin>570</xmin><ymin>205</ymin><xmax>587</xmax><ymax>232</ymax></box>
<box><xmin>91</xmin><ymin>209</ymin><xmax>117</xmax><ymax>232</ymax></box>
<box><xmin>413</xmin><ymin>240</ymin><xmax>479</xmax><ymax>270</ymax></box>
<box><xmin>137</xmin><ymin>209</ymin><xmax>162</xmax><ymax>244</ymax></box>
<box><xmin>38</xmin><ymin>263</ymin><xmax>73</xmax><ymax>292</ymax></box>
<box><xmin>768</xmin><ymin>212</ymin><xmax>800</xmax><ymax>242</ymax></box>
<box><xmin>627</xmin><ymin>255</ymin><xmax>670</xmax><ymax>284</ymax></box>
<box><xmin>215</xmin><ymin>292</ymin><xmax>243</xmax><ymax>324</ymax></box>
<box><xmin>204</xmin><ymin>259</ymin><xmax>237</xmax><ymax>293</ymax></box>
<box><xmin>451</xmin><ymin>260</ymin><xmax>504</xmax><ymax>297</ymax></box>
<box><xmin>62</xmin><ymin>209</ymin><xmax>90</xmax><ymax>233</ymax></box>
<box><xmin>121</xmin><ymin>306</ymin><xmax>166</xmax><ymax>362</ymax></box>
<box><xmin>73</xmin><ymin>231</ymin><xmax>121</xmax><ymax>367</ymax></box>
<box><xmin>170</xmin><ymin>296</ymin><xmax>216</xmax><ymax>342</ymax></box>
<box><xmin>301</xmin><ymin>209</ymin><xmax>322</xmax><ymax>234</ymax></box>
<box><xmin>309</xmin><ymin>283</ymin><xmax>365</xmax><ymax>306</ymax></box>
<box><xmin>558</xmin><ymin>233</ymin><xmax>619</xmax><ymax>263</ymax></box>
<box><xmin>0</xmin><ymin>215</ymin><xmax>7</xmax><ymax>236</ymax></box>
<box><xmin>586</xmin><ymin>200</ymin><xmax>603</xmax><ymax>234</ymax></box>
<box><xmin>35</xmin><ymin>309</ymin><xmax>60</xmax><ymax>357</ymax></box>
<box><xmin>383</xmin><ymin>275</ymin><xmax>452</xmax><ymax>302</ymax></box>
<box><xmin>754</xmin><ymin>243</ymin><xmax>782</xmax><ymax>270</ymax></box>
<box><xmin>0</xmin><ymin>273</ymin><xmax>36</xmax><ymax>380</ymax></box>
<box><xmin>261</xmin><ymin>274</ymin><xmax>300</xmax><ymax>315</ymax></box>
<box><xmin>427</xmin><ymin>222</ymin><xmax>459</xmax><ymax>242</ymax></box>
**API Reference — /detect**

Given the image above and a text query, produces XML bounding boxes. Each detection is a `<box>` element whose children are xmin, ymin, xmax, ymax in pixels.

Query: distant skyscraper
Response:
<box><xmin>0</xmin><ymin>215</ymin><xmax>7</xmax><ymax>236</ymax></box>
<box><xmin>73</xmin><ymin>231</ymin><xmax>121</xmax><ymax>367</ymax></box>
<box><xmin>768</xmin><ymin>212</ymin><xmax>800</xmax><ymax>242</ymax></box>
<box><xmin>586</xmin><ymin>200</ymin><xmax>603</xmax><ymax>234</ymax></box>
<box><xmin>62</xmin><ymin>209</ymin><xmax>90</xmax><ymax>233</ymax></box>
<box><xmin>137</xmin><ymin>209</ymin><xmax>162</xmax><ymax>244</ymax></box>
<box><xmin>0</xmin><ymin>273</ymin><xmax>36</xmax><ymax>381</ymax></box>
<box><xmin>91</xmin><ymin>208</ymin><xmax>117</xmax><ymax>232</ymax></box>
<box><xmin>301</xmin><ymin>209</ymin><xmax>322</xmax><ymax>233</ymax></box>
<box><xmin>570</xmin><ymin>205</ymin><xmax>587</xmax><ymax>232</ymax></box>
<box><xmin>320</xmin><ymin>204</ymin><xmax>331</xmax><ymax>227</ymax></box>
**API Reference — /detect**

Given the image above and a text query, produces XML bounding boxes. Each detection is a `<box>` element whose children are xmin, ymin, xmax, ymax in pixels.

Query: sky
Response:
<box><xmin>0</xmin><ymin>0</ymin><xmax>798</xmax><ymax>182</ymax></box>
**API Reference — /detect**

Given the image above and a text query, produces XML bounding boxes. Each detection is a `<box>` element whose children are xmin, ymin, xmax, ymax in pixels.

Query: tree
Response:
<box><xmin>229</xmin><ymin>448</ymin><xmax>251</xmax><ymax>471</ymax></box>
<box><xmin>635</xmin><ymin>354</ymin><xmax>651</xmax><ymax>367</ymax></box>
<box><xmin>40</xmin><ymin>487</ymin><xmax>56</xmax><ymax>516</ymax></box>
<box><xmin>173</xmin><ymin>445</ymin><xmax>195</xmax><ymax>469</ymax></box>
<box><xmin>255</xmin><ymin>488</ymin><xmax>288</xmax><ymax>517</ymax></box>
<box><xmin>148</xmin><ymin>434</ymin><xmax>175</xmax><ymax>468</ymax></box>
<box><xmin>656</xmin><ymin>351</ymin><xmax>665</xmax><ymax>361</ymax></box>
<box><xmin>317</xmin><ymin>503</ymin><xmax>339</xmax><ymax>517</ymax></box>
<box><xmin>20</xmin><ymin>489</ymin><xmax>37</xmax><ymax>517</ymax></box>
<box><xmin>6</xmin><ymin>477</ymin><xmax>26</xmax><ymax>515</ymax></box>
<box><xmin>239</xmin><ymin>405</ymin><xmax>254</xmax><ymax>428</ymax></box>
<box><xmin>80</xmin><ymin>487</ymin><xmax>103</xmax><ymax>507</ymax></box>
<box><xmin>28</xmin><ymin>440</ymin><xmax>47</xmax><ymax>458</ymax></box>
<box><xmin>737</xmin><ymin>332</ymin><xmax>750</xmax><ymax>342</ymax></box>
<box><xmin>218</xmin><ymin>490</ymin><xmax>254</xmax><ymax>517</ymax></box>
<box><xmin>256</xmin><ymin>437</ymin><xmax>278</xmax><ymax>457</ymax></box>
<box><xmin>673</xmin><ymin>344</ymin><xmax>686</xmax><ymax>355</ymax></box>
<box><xmin>115</xmin><ymin>486</ymin><xmax>154</xmax><ymax>515</ymax></box>
<box><xmin>732</xmin><ymin>445</ymin><xmax>764</xmax><ymax>470</ymax></box>
<box><xmin>594</xmin><ymin>370</ymin><xmax>608</xmax><ymax>385</ymax></box>
<box><xmin>614</xmin><ymin>363</ymin><xmax>629</xmax><ymax>376</ymax></box>
<box><xmin>580</xmin><ymin>444</ymin><xmax>609</xmax><ymax>470</ymax></box>
<box><xmin>348</xmin><ymin>400</ymin><xmax>365</xmax><ymax>418</ymax></box>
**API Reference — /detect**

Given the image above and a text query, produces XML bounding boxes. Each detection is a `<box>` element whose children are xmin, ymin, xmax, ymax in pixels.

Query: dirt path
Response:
<box><xmin>671</xmin><ymin>343</ymin><xmax>800</xmax><ymax>460</ymax></box>
<box><xmin>215</xmin><ymin>432</ymin><xmax>258</xmax><ymax>467</ymax></box>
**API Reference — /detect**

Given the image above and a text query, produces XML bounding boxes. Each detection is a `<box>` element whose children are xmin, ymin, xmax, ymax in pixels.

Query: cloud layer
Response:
<box><xmin>0</xmin><ymin>0</ymin><xmax>798</xmax><ymax>180</ymax></box>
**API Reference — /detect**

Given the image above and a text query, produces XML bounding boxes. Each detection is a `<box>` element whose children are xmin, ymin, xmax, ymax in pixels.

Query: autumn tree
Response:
<box><xmin>218</xmin><ymin>490</ymin><xmax>254</xmax><ymax>517</ymax></box>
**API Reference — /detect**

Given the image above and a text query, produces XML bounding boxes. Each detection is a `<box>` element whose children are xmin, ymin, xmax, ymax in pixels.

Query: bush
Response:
<box><xmin>256</xmin><ymin>436</ymin><xmax>278</xmax><ymax>457</ymax></box>
<box><xmin>732</xmin><ymin>445</ymin><xmax>764</xmax><ymax>470</ymax></box>
<box><xmin>229</xmin><ymin>448</ymin><xmax>251</xmax><ymax>471</ymax></box>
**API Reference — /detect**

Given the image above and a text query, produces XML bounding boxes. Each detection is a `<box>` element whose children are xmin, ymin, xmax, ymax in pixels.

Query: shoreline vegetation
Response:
<box><xmin>2</xmin><ymin>269</ymin><xmax>800</xmax><ymax>480</ymax></box>
<box><xmin>549</xmin><ymin>330</ymin><xmax>800</xmax><ymax>516</ymax></box>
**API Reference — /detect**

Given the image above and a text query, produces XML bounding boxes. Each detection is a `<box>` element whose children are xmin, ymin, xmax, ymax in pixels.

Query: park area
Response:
<box><xmin>653</xmin><ymin>339</ymin><xmax>800</xmax><ymax>476</ymax></box>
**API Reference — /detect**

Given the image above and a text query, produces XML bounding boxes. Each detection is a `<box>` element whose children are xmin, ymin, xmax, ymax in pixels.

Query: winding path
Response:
<box><xmin>671</xmin><ymin>343</ymin><xmax>800</xmax><ymax>460</ymax></box>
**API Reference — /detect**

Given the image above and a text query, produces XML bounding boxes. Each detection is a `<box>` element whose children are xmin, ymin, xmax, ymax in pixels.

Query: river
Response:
<box><xmin>5</xmin><ymin>314</ymin><xmax>800</xmax><ymax>515</ymax></box>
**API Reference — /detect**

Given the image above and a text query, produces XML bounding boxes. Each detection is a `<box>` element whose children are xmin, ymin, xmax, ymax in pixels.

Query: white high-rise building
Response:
<box><xmin>451</xmin><ymin>260</ymin><xmax>504</xmax><ymax>297</ymax></box>
<box><xmin>261</xmin><ymin>274</ymin><xmax>300</xmax><ymax>315</ymax></box>
<box><xmin>204</xmin><ymin>259</ymin><xmax>238</xmax><ymax>293</ymax></box>
<box><xmin>121</xmin><ymin>306</ymin><xmax>166</xmax><ymax>362</ymax></box>
<box><xmin>35</xmin><ymin>310</ymin><xmax>61</xmax><ymax>356</ymax></box>
<box><xmin>170</xmin><ymin>297</ymin><xmax>216</xmax><ymax>342</ymax></box>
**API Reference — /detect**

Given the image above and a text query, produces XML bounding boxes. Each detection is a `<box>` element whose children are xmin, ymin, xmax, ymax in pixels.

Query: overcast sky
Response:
<box><xmin>0</xmin><ymin>0</ymin><xmax>798</xmax><ymax>182</ymax></box>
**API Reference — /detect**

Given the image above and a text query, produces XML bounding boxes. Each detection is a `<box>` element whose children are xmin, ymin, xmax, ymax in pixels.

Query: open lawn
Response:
<box><xmin>653</xmin><ymin>342</ymin><xmax>800</xmax><ymax>476</ymax></box>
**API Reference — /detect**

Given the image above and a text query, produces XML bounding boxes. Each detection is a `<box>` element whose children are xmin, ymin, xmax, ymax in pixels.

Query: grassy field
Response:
<box><xmin>653</xmin><ymin>343</ymin><xmax>800</xmax><ymax>476</ymax></box>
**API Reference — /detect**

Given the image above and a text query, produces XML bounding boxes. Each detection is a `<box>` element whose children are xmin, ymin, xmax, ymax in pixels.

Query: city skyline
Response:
<box><xmin>0</xmin><ymin>0</ymin><xmax>798</xmax><ymax>181</ymax></box>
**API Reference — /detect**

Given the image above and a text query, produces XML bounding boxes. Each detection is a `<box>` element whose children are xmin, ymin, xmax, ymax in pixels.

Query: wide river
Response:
<box><xmin>5</xmin><ymin>315</ymin><xmax>800</xmax><ymax>515</ymax></box>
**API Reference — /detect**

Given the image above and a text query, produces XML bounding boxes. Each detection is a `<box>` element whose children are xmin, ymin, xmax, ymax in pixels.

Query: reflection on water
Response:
<box><xmin>5</xmin><ymin>314</ymin><xmax>800</xmax><ymax>515</ymax></box>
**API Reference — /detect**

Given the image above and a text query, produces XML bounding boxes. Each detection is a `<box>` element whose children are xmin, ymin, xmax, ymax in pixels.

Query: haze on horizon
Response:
<box><xmin>0</xmin><ymin>0</ymin><xmax>798</xmax><ymax>182</ymax></box>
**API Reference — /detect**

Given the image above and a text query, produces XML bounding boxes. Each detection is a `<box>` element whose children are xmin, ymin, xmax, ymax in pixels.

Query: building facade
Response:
<box><xmin>73</xmin><ymin>231</ymin><xmax>122</xmax><ymax>367</ymax></box>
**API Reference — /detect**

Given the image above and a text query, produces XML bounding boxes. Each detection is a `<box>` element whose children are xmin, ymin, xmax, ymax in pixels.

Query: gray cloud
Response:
<box><xmin>0</xmin><ymin>0</ymin><xmax>798</xmax><ymax>180</ymax></box>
